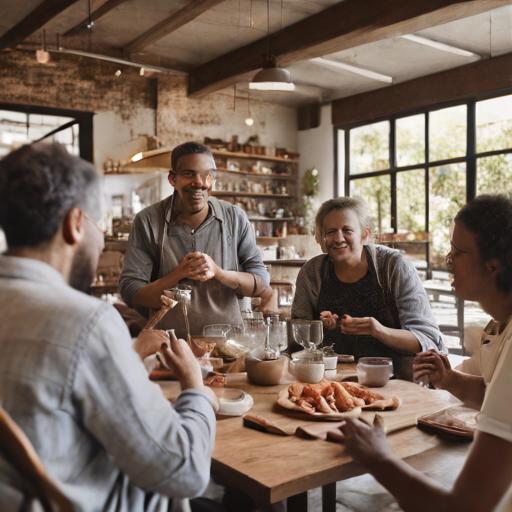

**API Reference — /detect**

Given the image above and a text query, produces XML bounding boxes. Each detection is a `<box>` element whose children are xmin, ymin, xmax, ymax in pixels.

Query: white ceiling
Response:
<box><xmin>2</xmin><ymin>1</ymin><xmax>512</xmax><ymax>107</ymax></box>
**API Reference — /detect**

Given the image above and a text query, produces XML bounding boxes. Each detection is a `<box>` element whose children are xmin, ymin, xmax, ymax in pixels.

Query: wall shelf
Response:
<box><xmin>214</xmin><ymin>168</ymin><xmax>297</xmax><ymax>180</ymax></box>
<box><xmin>212</xmin><ymin>191</ymin><xmax>294</xmax><ymax>199</ymax></box>
<box><xmin>248</xmin><ymin>217</ymin><xmax>294</xmax><ymax>222</ymax></box>
<box><xmin>211</xmin><ymin>149</ymin><xmax>298</xmax><ymax>164</ymax></box>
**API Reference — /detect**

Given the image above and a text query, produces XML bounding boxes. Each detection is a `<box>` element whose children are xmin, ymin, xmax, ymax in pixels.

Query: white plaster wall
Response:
<box><xmin>297</xmin><ymin>103</ymin><xmax>337</xmax><ymax>207</ymax></box>
<box><xmin>93</xmin><ymin>107</ymin><xmax>156</xmax><ymax>172</ymax></box>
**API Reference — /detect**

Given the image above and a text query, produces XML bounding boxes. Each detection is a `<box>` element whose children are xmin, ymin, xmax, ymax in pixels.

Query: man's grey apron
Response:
<box><xmin>154</xmin><ymin>202</ymin><xmax>243</xmax><ymax>339</ymax></box>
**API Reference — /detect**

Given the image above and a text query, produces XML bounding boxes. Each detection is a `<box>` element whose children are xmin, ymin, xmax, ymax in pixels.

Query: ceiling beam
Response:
<box><xmin>331</xmin><ymin>51</ymin><xmax>512</xmax><ymax>126</ymax></box>
<box><xmin>188</xmin><ymin>0</ymin><xmax>512</xmax><ymax>98</ymax></box>
<box><xmin>0</xmin><ymin>0</ymin><xmax>80</xmax><ymax>51</ymax></box>
<box><xmin>64</xmin><ymin>0</ymin><xmax>131</xmax><ymax>37</ymax></box>
<box><xmin>124</xmin><ymin>0</ymin><xmax>226</xmax><ymax>55</ymax></box>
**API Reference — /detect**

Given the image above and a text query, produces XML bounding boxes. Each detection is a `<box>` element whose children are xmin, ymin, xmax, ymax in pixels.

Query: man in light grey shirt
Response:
<box><xmin>0</xmin><ymin>143</ymin><xmax>220</xmax><ymax>512</ymax></box>
<box><xmin>119</xmin><ymin>142</ymin><xmax>276</xmax><ymax>338</ymax></box>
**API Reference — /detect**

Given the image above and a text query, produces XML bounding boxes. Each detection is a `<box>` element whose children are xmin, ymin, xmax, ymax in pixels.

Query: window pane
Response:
<box><xmin>396</xmin><ymin>115</ymin><xmax>425</xmax><ymax>166</ymax></box>
<box><xmin>477</xmin><ymin>154</ymin><xmax>512</xmax><ymax>194</ymax></box>
<box><xmin>429</xmin><ymin>105</ymin><xmax>466</xmax><ymax>162</ymax></box>
<box><xmin>476</xmin><ymin>95</ymin><xmax>512</xmax><ymax>153</ymax></box>
<box><xmin>349</xmin><ymin>121</ymin><xmax>389</xmax><ymax>174</ymax></box>
<box><xmin>350</xmin><ymin>175</ymin><xmax>392</xmax><ymax>233</ymax></box>
<box><xmin>397</xmin><ymin>170</ymin><xmax>425</xmax><ymax>232</ymax></box>
<box><xmin>429</xmin><ymin>164</ymin><xmax>466</xmax><ymax>269</ymax></box>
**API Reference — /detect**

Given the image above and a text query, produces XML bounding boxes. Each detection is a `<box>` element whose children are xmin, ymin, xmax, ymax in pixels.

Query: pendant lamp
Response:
<box><xmin>250</xmin><ymin>0</ymin><xmax>294</xmax><ymax>91</ymax></box>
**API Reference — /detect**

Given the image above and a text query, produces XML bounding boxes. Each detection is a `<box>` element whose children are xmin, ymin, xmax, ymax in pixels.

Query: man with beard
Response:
<box><xmin>0</xmin><ymin>143</ymin><xmax>221</xmax><ymax>512</ymax></box>
<box><xmin>119</xmin><ymin>141</ymin><xmax>276</xmax><ymax>337</ymax></box>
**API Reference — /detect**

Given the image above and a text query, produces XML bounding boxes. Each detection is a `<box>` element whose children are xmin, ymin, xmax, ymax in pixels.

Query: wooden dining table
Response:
<box><xmin>157</xmin><ymin>364</ymin><xmax>471</xmax><ymax>512</ymax></box>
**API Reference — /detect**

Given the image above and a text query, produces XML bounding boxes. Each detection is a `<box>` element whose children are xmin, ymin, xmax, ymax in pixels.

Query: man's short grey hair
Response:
<box><xmin>0</xmin><ymin>143</ymin><xmax>101</xmax><ymax>249</ymax></box>
<box><xmin>315</xmin><ymin>196</ymin><xmax>375</xmax><ymax>240</ymax></box>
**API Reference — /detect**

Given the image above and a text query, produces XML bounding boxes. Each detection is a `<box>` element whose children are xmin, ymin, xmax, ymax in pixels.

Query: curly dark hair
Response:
<box><xmin>455</xmin><ymin>194</ymin><xmax>512</xmax><ymax>293</ymax></box>
<box><xmin>169</xmin><ymin>141</ymin><xmax>213</xmax><ymax>175</ymax></box>
<box><xmin>0</xmin><ymin>143</ymin><xmax>100</xmax><ymax>249</ymax></box>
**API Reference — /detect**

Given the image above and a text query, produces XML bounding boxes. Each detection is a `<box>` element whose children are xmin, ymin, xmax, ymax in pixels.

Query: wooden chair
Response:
<box><xmin>0</xmin><ymin>406</ymin><xmax>74</xmax><ymax>512</ymax></box>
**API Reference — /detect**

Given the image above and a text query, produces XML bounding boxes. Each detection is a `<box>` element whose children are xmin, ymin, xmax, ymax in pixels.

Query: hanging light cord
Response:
<box><xmin>267</xmin><ymin>0</ymin><xmax>270</xmax><ymax>59</ymax></box>
<box><xmin>87</xmin><ymin>0</ymin><xmax>94</xmax><ymax>29</ymax></box>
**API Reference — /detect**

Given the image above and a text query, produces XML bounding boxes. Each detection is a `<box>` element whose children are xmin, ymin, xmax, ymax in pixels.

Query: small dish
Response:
<box><xmin>215</xmin><ymin>388</ymin><xmax>254</xmax><ymax>416</ymax></box>
<box><xmin>338</xmin><ymin>354</ymin><xmax>355</xmax><ymax>363</ymax></box>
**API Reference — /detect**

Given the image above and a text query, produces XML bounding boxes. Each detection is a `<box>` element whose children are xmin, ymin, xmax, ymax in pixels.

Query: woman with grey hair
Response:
<box><xmin>291</xmin><ymin>196</ymin><xmax>445</xmax><ymax>379</ymax></box>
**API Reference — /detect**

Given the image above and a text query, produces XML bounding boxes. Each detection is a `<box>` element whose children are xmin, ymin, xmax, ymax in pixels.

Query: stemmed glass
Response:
<box><xmin>292</xmin><ymin>320</ymin><xmax>323</xmax><ymax>361</ymax></box>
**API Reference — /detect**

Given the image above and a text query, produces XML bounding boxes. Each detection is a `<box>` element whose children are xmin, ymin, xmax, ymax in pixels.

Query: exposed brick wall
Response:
<box><xmin>0</xmin><ymin>50</ymin><xmax>157</xmax><ymax>119</ymax></box>
<box><xmin>0</xmin><ymin>50</ymin><xmax>298</xmax><ymax>152</ymax></box>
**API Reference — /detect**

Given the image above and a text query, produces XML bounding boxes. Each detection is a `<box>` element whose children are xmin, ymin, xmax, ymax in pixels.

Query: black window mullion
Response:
<box><xmin>333</xmin><ymin>126</ymin><xmax>339</xmax><ymax>198</ymax></box>
<box><xmin>466</xmin><ymin>100</ymin><xmax>477</xmax><ymax>201</ymax></box>
<box><xmin>345</xmin><ymin>130</ymin><xmax>350</xmax><ymax>197</ymax></box>
<box><xmin>390</xmin><ymin>118</ymin><xmax>397</xmax><ymax>232</ymax></box>
<box><xmin>425</xmin><ymin>112</ymin><xmax>431</xmax><ymax>278</ymax></box>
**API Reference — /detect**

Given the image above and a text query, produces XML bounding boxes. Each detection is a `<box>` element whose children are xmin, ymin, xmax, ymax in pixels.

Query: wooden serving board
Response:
<box><xmin>159</xmin><ymin>374</ymin><xmax>461</xmax><ymax>434</ymax></box>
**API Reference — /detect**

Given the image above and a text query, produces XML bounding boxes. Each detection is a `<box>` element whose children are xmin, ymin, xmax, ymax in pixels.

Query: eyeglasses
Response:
<box><xmin>83</xmin><ymin>212</ymin><xmax>104</xmax><ymax>235</ymax></box>
<box><xmin>177</xmin><ymin>169</ymin><xmax>216</xmax><ymax>185</ymax></box>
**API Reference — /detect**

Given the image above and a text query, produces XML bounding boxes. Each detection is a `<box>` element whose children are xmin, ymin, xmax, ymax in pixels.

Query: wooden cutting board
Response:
<box><xmin>159</xmin><ymin>374</ymin><xmax>462</xmax><ymax>435</ymax></box>
<box><xmin>231</xmin><ymin>377</ymin><xmax>461</xmax><ymax>435</ymax></box>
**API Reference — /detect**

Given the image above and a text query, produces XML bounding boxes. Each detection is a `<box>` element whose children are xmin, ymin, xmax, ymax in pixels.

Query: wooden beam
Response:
<box><xmin>0</xmin><ymin>0</ymin><xmax>80</xmax><ymax>51</ymax></box>
<box><xmin>188</xmin><ymin>0</ymin><xmax>512</xmax><ymax>98</ymax></box>
<box><xmin>63</xmin><ymin>0</ymin><xmax>130</xmax><ymax>37</ymax></box>
<box><xmin>331</xmin><ymin>52</ymin><xmax>512</xmax><ymax>126</ymax></box>
<box><xmin>124</xmin><ymin>0</ymin><xmax>226</xmax><ymax>55</ymax></box>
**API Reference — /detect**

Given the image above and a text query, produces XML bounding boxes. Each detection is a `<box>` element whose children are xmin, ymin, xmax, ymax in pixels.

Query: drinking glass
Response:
<box><xmin>269</xmin><ymin>319</ymin><xmax>287</xmax><ymax>352</ymax></box>
<box><xmin>202</xmin><ymin>324</ymin><xmax>231</xmax><ymax>345</ymax></box>
<box><xmin>243</xmin><ymin>318</ymin><xmax>266</xmax><ymax>346</ymax></box>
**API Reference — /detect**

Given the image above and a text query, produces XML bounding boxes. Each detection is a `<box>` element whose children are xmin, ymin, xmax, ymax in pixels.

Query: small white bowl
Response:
<box><xmin>323</xmin><ymin>355</ymin><xmax>338</xmax><ymax>371</ymax></box>
<box><xmin>356</xmin><ymin>357</ymin><xmax>393</xmax><ymax>387</ymax></box>
<box><xmin>290</xmin><ymin>359</ymin><xmax>325</xmax><ymax>383</ymax></box>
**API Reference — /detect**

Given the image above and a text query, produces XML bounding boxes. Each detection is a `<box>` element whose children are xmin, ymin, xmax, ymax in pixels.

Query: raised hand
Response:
<box><xmin>413</xmin><ymin>350</ymin><xmax>451</xmax><ymax>389</ymax></box>
<box><xmin>177</xmin><ymin>252</ymin><xmax>218</xmax><ymax>282</ymax></box>
<box><xmin>133</xmin><ymin>330</ymin><xmax>170</xmax><ymax>361</ymax></box>
<box><xmin>328</xmin><ymin>415</ymin><xmax>393</xmax><ymax>467</ymax></box>
<box><xmin>339</xmin><ymin>314</ymin><xmax>383</xmax><ymax>338</ymax></box>
<box><xmin>320</xmin><ymin>311</ymin><xmax>339</xmax><ymax>330</ymax></box>
<box><xmin>159</xmin><ymin>330</ymin><xmax>204</xmax><ymax>390</ymax></box>
<box><xmin>175</xmin><ymin>252</ymin><xmax>217</xmax><ymax>282</ymax></box>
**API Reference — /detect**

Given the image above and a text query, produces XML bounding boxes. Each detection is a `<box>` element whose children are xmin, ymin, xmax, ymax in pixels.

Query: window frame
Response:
<box><xmin>0</xmin><ymin>103</ymin><xmax>94</xmax><ymax>162</ymax></box>
<box><xmin>334</xmin><ymin>87</ymin><xmax>512</xmax><ymax>271</ymax></box>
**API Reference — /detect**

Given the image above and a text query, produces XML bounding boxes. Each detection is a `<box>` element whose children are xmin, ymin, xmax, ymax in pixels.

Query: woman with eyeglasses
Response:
<box><xmin>330</xmin><ymin>194</ymin><xmax>512</xmax><ymax>512</ymax></box>
<box><xmin>291</xmin><ymin>196</ymin><xmax>446</xmax><ymax>380</ymax></box>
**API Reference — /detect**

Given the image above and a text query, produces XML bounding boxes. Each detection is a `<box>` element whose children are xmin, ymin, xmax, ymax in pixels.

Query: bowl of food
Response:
<box><xmin>356</xmin><ymin>357</ymin><xmax>393</xmax><ymax>387</ymax></box>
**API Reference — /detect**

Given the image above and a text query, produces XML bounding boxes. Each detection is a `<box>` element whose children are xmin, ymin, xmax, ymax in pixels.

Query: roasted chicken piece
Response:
<box><xmin>341</xmin><ymin>382</ymin><xmax>380</xmax><ymax>405</ymax></box>
<box><xmin>287</xmin><ymin>379</ymin><xmax>379</xmax><ymax>414</ymax></box>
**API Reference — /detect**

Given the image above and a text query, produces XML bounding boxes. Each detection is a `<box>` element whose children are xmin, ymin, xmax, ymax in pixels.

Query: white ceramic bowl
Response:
<box><xmin>290</xmin><ymin>359</ymin><xmax>325</xmax><ymax>383</ymax></box>
<box><xmin>356</xmin><ymin>357</ymin><xmax>393</xmax><ymax>387</ymax></box>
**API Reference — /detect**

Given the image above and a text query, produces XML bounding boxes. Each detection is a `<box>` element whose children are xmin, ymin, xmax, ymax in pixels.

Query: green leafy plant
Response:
<box><xmin>302</xmin><ymin>167</ymin><xmax>319</xmax><ymax>198</ymax></box>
